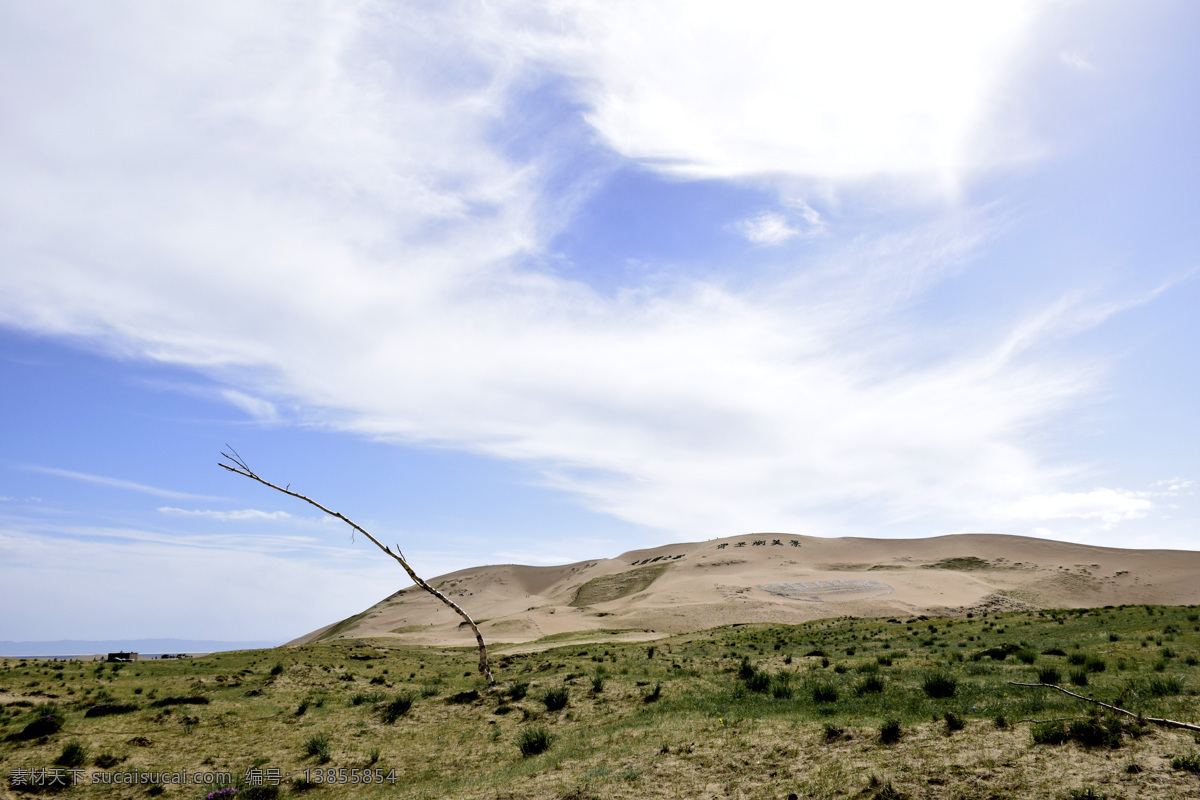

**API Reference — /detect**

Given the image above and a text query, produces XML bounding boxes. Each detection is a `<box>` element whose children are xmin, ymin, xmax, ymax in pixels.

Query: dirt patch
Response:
<box><xmin>756</xmin><ymin>579</ymin><xmax>895</xmax><ymax>602</ymax></box>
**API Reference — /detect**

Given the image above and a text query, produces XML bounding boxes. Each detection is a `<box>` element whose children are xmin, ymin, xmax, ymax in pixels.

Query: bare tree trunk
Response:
<box><xmin>1007</xmin><ymin>682</ymin><xmax>1200</xmax><ymax>732</ymax></box>
<box><xmin>219</xmin><ymin>448</ymin><xmax>494</xmax><ymax>684</ymax></box>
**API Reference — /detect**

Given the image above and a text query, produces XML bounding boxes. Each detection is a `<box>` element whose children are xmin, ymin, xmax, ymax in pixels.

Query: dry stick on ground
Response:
<box><xmin>219</xmin><ymin>448</ymin><xmax>494</xmax><ymax>684</ymax></box>
<box><xmin>1007</xmin><ymin>682</ymin><xmax>1200</xmax><ymax>732</ymax></box>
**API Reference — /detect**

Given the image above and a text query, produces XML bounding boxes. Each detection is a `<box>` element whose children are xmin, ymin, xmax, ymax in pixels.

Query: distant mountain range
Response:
<box><xmin>0</xmin><ymin>638</ymin><xmax>283</xmax><ymax>657</ymax></box>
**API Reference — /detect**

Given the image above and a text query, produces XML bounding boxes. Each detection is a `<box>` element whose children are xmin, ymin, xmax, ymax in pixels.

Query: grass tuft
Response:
<box><xmin>303</xmin><ymin>733</ymin><xmax>332</xmax><ymax>764</ymax></box>
<box><xmin>516</xmin><ymin>726</ymin><xmax>553</xmax><ymax>757</ymax></box>
<box><xmin>921</xmin><ymin>671</ymin><xmax>957</xmax><ymax>698</ymax></box>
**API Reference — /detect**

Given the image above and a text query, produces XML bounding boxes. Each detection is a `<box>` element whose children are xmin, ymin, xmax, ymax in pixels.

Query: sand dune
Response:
<box><xmin>288</xmin><ymin>533</ymin><xmax>1200</xmax><ymax>649</ymax></box>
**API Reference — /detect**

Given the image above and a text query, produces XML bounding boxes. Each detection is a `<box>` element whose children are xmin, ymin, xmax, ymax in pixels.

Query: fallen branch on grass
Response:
<box><xmin>219</xmin><ymin>447</ymin><xmax>494</xmax><ymax>684</ymax></box>
<box><xmin>1007</xmin><ymin>682</ymin><xmax>1200</xmax><ymax>732</ymax></box>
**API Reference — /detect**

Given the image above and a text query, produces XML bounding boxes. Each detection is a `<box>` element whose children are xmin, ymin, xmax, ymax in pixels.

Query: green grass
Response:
<box><xmin>1</xmin><ymin>604</ymin><xmax>1198</xmax><ymax>798</ymax></box>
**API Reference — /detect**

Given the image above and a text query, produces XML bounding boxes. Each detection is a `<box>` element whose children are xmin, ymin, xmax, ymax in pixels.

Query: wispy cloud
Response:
<box><xmin>1000</xmin><ymin>488</ymin><xmax>1154</xmax><ymax>526</ymax></box>
<box><xmin>1060</xmin><ymin>50</ymin><xmax>1097</xmax><ymax>73</ymax></box>
<box><xmin>158</xmin><ymin>507</ymin><xmax>292</xmax><ymax>522</ymax></box>
<box><xmin>736</xmin><ymin>212</ymin><xmax>800</xmax><ymax>245</ymax></box>
<box><xmin>0</xmin><ymin>2</ymin><xmax>1178</xmax><ymax>547</ymax></box>
<box><xmin>0</xmin><ymin>521</ymin><xmax>404</xmax><ymax>641</ymax></box>
<box><xmin>496</xmin><ymin>1</ymin><xmax>1040</xmax><ymax>186</ymax></box>
<box><xmin>22</xmin><ymin>467</ymin><xmax>224</xmax><ymax>501</ymax></box>
<box><xmin>219</xmin><ymin>389</ymin><xmax>278</xmax><ymax>421</ymax></box>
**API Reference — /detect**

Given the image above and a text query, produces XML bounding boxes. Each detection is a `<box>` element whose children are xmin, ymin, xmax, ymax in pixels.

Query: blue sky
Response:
<box><xmin>1</xmin><ymin>1</ymin><xmax>1197</xmax><ymax>643</ymax></box>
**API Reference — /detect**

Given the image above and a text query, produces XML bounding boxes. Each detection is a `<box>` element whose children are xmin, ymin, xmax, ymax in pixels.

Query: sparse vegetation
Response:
<box><xmin>516</xmin><ymin>726</ymin><xmax>553</xmax><ymax>757</ymax></box>
<box><xmin>921</xmin><ymin>671</ymin><xmax>957</xmax><ymax>698</ymax></box>
<box><xmin>303</xmin><ymin>732</ymin><xmax>332</xmax><ymax>763</ymax></box>
<box><xmin>2</xmin><ymin>604</ymin><xmax>1200</xmax><ymax>798</ymax></box>
<box><xmin>380</xmin><ymin>693</ymin><xmax>415</xmax><ymax>723</ymax></box>
<box><xmin>541</xmin><ymin>686</ymin><xmax>569</xmax><ymax>712</ymax></box>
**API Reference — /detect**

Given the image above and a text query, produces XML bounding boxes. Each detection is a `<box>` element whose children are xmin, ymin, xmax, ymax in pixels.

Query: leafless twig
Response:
<box><xmin>1007</xmin><ymin>682</ymin><xmax>1200</xmax><ymax>732</ymax></box>
<box><xmin>219</xmin><ymin>447</ymin><xmax>494</xmax><ymax>683</ymax></box>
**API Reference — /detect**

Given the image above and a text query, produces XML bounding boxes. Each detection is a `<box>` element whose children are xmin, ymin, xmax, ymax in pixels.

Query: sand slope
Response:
<box><xmin>288</xmin><ymin>533</ymin><xmax>1200</xmax><ymax>648</ymax></box>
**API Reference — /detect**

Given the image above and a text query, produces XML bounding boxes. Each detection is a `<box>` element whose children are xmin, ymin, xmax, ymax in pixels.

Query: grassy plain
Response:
<box><xmin>2</xmin><ymin>604</ymin><xmax>1199</xmax><ymax>799</ymax></box>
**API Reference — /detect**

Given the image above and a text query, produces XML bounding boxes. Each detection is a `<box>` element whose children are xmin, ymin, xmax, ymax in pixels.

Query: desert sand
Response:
<box><xmin>288</xmin><ymin>533</ymin><xmax>1200</xmax><ymax>649</ymax></box>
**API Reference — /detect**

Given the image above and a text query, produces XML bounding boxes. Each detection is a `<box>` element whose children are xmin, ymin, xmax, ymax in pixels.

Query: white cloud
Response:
<box><xmin>22</xmin><ymin>466</ymin><xmax>224</xmax><ymax>501</ymax></box>
<box><xmin>1060</xmin><ymin>50</ymin><xmax>1097</xmax><ymax>73</ymax></box>
<box><xmin>735</xmin><ymin>200</ymin><xmax>827</xmax><ymax>245</ymax></box>
<box><xmin>219</xmin><ymin>389</ymin><xmax>278</xmax><ymax>421</ymax></box>
<box><xmin>736</xmin><ymin>212</ymin><xmax>800</xmax><ymax>245</ymax></box>
<box><xmin>1152</xmin><ymin>478</ymin><xmax>1195</xmax><ymax>495</ymax></box>
<box><xmin>158</xmin><ymin>507</ymin><xmax>292</xmax><ymax>522</ymax></box>
<box><xmin>1000</xmin><ymin>488</ymin><xmax>1154</xmax><ymax>526</ymax></box>
<box><xmin>0</xmin><ymin>2</ymin><xmax>1167</xmax><ymax>546</ymax></box>
<box><xmin>492</xmin><ymin>0</ymin><xmax>1040</xmax><ymax>187</ymax></box>
<box><xmin>0</xmin><ymin>520</ymin><xmax>404</xmax><ymax>641</ymax></box>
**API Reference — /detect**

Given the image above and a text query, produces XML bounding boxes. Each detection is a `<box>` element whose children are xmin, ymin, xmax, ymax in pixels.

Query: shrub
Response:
<box><xmin>1064</xmin><ymin>788</ymin><xmax>1107</xmax><ymax>800</ymax></box>
<box><xmin>812</xmin><ymin>684</ymin><xmax>839</xmax><ymax>703</ymax></box>
<box><xmin>1032</xmin><ymin>722</ymin><xmax>1068</xmax><ymax>745</ymax></box>
<box><xmin>745</xmin><ymin>670</ymin><xmax>771</xmax><ymax>693</ymax></box>
<box><xmin>1147</xmin><ymin>676</ymin><xmax>1183</xmax><ymax>697</ymax></box>
<box><xmin>922</xmin><ymin>672</ymin><xmax>957</xmax><ymax>699</ymax></box>
<box><xmin>349</xmin><ymin>691</ymin><xmax>386</xmax><ymax>706</ymax></box>
<box><xmin>380</xmin><ymin>693</ymin><xmax>414</xmax><ymax>723</ymax></box>
<box><xmin>269</xmin><ymin>664</ymin><xmax>284</xmax><ymax>676</ymax></box>
<box><xmin>1086</xmin><ymin>656</ymin><xmax>1107</xmax><ymax>673</ymax></box>
<box><xmin>17</xmin><ymin>707</ymin><xmax>64</xmax><ymax>739</ymax></box>
<box><xmin>150</xmin><ymin>696</ymin><xmax>209</xmax><ymax>707</ymax></box>
<box><xmin>1170</xmin><ymin>753</ymin><xmax>1200</xmax><ymax>773</ymax></box>
<box><xmin>944</xmin><ymin>712</ymin><xmax>964</xmax><ymax>733</ymax></box>
<box><xmin>303</xmin><ymin>733</ymin><xmax>332</xmax><ymax>764</ymax></box>
<box><xmin>85</xmin><ymin>703</ymin><xmax>138</xmax><ymax>717</ymax></box>
<box><xmin>870</xmin><ymin>780</ymin><xmax>907</xmax><ymax>800</ymax></box>
<box><xmin>1069</xmin><ymin>669</ymin><xmax>1089</xmax><ymax>687</ymax></box>
<box><xmin>738</xmin><ymin>657</ymin><xmax>755</xmax><ymax>680</ymax></box>
<box><xmin>542</xmin><ymin>687</ymin><xmax>569</xmax><ymax>712</ymax></box>
<box><xmin>1069</xmin><ymin>718</ymin><xmax>1119</xmax><ymax>748</ymax></box>
<box><xmin>879</xmin><ymin>719</ymin><xmax>902</xmax><ymax>744</ymax></box>
<box><xmin>591</xmin><ymin>676</ymin><xmax>604</xmax><ymax>694</ymax></box>
<box><xmin>506</xmin><ymin>682</ymin><xmax>529</xmax><ymax>701</ymax></box>
<box><xmin>856</xmin><ymin>676</ymin><xmax>885</xmax><ymax>696</ymax></box>
<box><xmin>93</xmin><ymin>753</ymin><xmax>122</xmax><ymax>769</ymax></box>
<box><xmin>1016</xmin><ymin>649</ymin><xmax>1038</xmax><ymax>665</ymax></box>
<box><xmin>56</xmin><ymin>740</ymin><xmax>87</xmax><ymax>767</ymax></box>
<box><xmin>517</xmin><ymin>726</ymin><xmax>553</xmax><ymax>757</ymax></box>
<box><xmin>771</xmin><ymin>682</ymin><xmax>793</xmax><ymax>700</ymax></box>
<box><xmin>1037</xmin><ymin>667</ymin><xmax>1062</xmax><ymax>685</ymax></box>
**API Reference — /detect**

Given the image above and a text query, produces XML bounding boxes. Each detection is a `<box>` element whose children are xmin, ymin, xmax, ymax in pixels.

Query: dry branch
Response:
<box><xmin>219</xmin><ymin>447</ymin><xmax>494</xmax><ymax>684</ymax></box>
<box><xmin>1007</xmin><ymin>682</ymin><xmax>1200</xmax><ymax>732</ymax></box>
